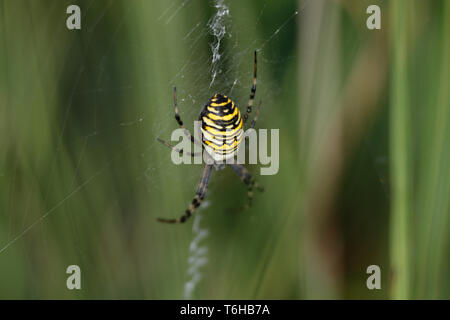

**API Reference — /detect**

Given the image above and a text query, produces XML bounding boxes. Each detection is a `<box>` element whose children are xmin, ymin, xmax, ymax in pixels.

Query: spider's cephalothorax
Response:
<box><xmin>157</xmin><ymin>50</ymin><xmax>264</xmax><ymax>224</ymax></box>
<box><xmin>200</xmin><ymin>93</ymin><xmax>243</xmax><ymax>162</ymax></box>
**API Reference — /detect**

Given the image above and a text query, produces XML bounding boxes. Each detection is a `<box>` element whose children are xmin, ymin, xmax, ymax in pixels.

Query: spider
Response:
<box><xmin>157</xmin><ymin>50</ymin><xmax>264</xmax><ymax>223</ymax></box>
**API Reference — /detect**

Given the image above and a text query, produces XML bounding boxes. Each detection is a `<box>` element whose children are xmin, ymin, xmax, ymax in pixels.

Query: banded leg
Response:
<box><xmin>156</xmin><ymin>137</ymin><xmax>201</xmax><ymax>157</ymax></box>
<box><xmin>250</xmin><ymin>100</ymin><xmax>262</xmax><ymax>129</ymax></box>
<box><xmin>229</xmin><ymin>163</ymin><xmax>264</xmax><ymax>207</ymax></box>
<box><xmin>243</xmin><ymin>50</ymin><xmax>257</xmax><ymax>125</ymax></box>
<box><xmin>157</xmin><ymin>164</ymin><xmax>213</xmax><ymax>223</ymax></box>
<box><xmin>173</xmin><ymin>87</ymin><xmax>203</xmax><ymax>148</ymax></box>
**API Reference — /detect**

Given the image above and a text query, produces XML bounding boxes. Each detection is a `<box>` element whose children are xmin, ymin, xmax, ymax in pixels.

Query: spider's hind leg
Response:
<box><xmin>172</xmin><ymin>86</ymin><xmax>204</xmax><ymax>148</ymax></box>
<box><xmin>250</xmin><ymin>100</ymin><xmax>262</xmax><ymax>129</ymax></box>
<box><xmin>156</xmin><ymin>137</ymin><xmax>201</xmax><ymax>157</ymax></box>
<box><xmin>243</xmin><ymin>51</ymin><xmax>257</xmax><ymax>125</ymax></box>
<box><xmin>229</xmin><ymin>163</ymin><xmax>264</xmax><ymax>208</ymax></box>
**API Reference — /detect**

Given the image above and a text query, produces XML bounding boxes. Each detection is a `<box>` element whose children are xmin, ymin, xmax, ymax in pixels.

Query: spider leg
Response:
<box><xmin>229</xmin><ymin>163</ymin><xmax>264</xmax><ymax>208</ymax></box>
<box><xmin>160</xmin><ymin>88</ymin><xmax>218</xmax><ymax>164</ymax></box>
<box><xmin>250</xmin><ymin>100</ymin><xmax>262</xmax><ymax>129</ymax></box>
<box><xmin>157</xmin><ymin>164</ymin><xmax>213</xmax><ymax>223</ymax></box>
<box><xmin>156</xmin><ymin>137</ymin><xmax>202</xmax><ymax>157</ymax></box>
<box><xmin>243</xmin><ymin>50</ymin><xmax>257</xmax><ymax>125</ymax></box>
<box><xmin>172</xmin><ymin>86</ymin><xmax>204</xmax><ymax>149</ymax></box>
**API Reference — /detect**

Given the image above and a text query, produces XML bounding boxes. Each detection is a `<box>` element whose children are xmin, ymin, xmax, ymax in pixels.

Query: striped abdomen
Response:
<box><xmin>199</xmin><ymin>93</ymin><xmax>243</xmax><ymax>161</ymax></box>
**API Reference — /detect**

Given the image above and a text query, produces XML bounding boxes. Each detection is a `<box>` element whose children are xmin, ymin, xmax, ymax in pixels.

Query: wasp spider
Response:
<box><xmin>157</xmin><ymin>51</ymin><xmax>264</xmax><ymax>223</ymax></box>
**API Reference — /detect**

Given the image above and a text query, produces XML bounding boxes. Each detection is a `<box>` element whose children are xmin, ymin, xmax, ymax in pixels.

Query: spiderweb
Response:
<box><xmin>0</xmin><ymin>0</ymin><xmax>302</xmax><ymax>298</ymax></box>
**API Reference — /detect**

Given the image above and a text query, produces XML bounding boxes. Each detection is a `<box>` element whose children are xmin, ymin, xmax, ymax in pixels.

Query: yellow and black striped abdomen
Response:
<box><xmin>200</xmin><ymin>93</ymin><xmax>243</xmax><ymax>161</ymax></box>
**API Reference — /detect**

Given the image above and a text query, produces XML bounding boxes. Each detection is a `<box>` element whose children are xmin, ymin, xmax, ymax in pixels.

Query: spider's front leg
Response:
<box><xmin>157</xmin><ymin>164</ymin><xmax>213</xmax><ymax>223</ymax></box>
<box><xmin>229</xmin><ymin>163</ymin><xmax>264</xmax><ymax>208</ymax></box>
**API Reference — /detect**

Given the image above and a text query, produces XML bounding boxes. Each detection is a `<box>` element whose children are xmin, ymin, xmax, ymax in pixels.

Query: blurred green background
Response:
<box><xmin>0</xmin><ymin>0</ymin><xmax>449</xmax><ymax>299</ymax></box>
